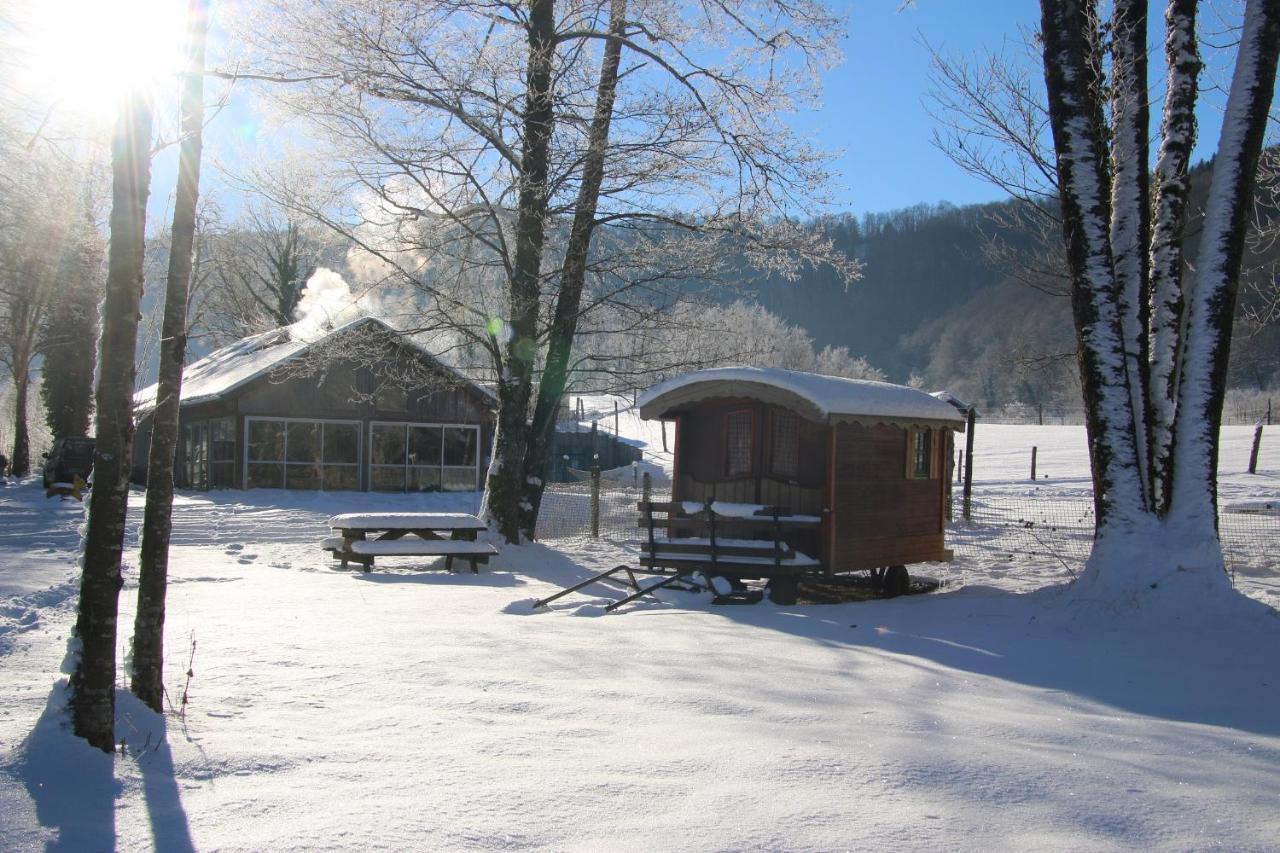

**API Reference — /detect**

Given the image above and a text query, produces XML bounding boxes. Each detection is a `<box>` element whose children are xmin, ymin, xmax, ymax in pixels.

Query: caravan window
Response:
<box><xmin>906</xmin><ymin>427</ymin><xmax>934</xmax><ymax>479</ymax></box>
<box><xmin>770</xmin><ymin>410</ymin><xmax>800</xmax><ymax>480</ymax></box>
<box><xmin>725</xmin><ymin>409</ymin><xmax>754</xmax><ymax>477</ymax></box>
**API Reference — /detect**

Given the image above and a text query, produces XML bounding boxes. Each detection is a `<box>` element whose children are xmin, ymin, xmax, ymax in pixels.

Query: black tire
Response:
<box><xmin>883</xmin><ymin>565</ymin><xmax>910</xmax><ymax>598</ymax></box>
<box><xmin>768</xmin><ymin>575</ymin><xmax>799</xmax><ymax>605</ymax></box>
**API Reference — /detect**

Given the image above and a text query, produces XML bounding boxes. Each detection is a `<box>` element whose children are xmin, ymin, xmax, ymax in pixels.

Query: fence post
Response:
<box><xmin>642</xmin><ymin>470</ymin><xmax>651</xmax><ymax>506</ymax></box>
<box><xmin>590</xmin><ymin>465</ymin><xmax>601</xmax><ymax>538</ymax></box>
<box><xmin>1268</xmin><ymin>398</ymin><xmax>1273</xmax><ymax>426</ymax></box>
<box><xmin>590</xmin><ymin>420</ymin><xmax>598</xmax><ymax>462</ymax></box>
<box><xmin>963</xmin><ymin>407</ymin><xmax>976</xmax><ymax>520</ymax></box>
<box><xmin>661</xmin><ymin>419</ymin><xmax>668</xmax><ymax>453</ymax></box>
<box><xmin>1248</xmin><ymin>422</ymin><xmax>1263</xmax><ymax>474</ymax></box>
<box><xmin>1030</xmin><ymin>446</ymin><xmax>1037</xmax><ymax>481</ymax></box>
<box><xmin>957</xmin><ymin>450</ymin><xmax>963</xmax><ymax>483</ymax></box>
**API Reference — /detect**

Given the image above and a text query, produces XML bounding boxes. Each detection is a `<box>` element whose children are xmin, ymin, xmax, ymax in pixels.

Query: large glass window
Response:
<box><xmin>725</xmin><ymin>410</ymin><xmax>753</xmax><ymax>477</ymax></box>
<box><xmin>209</xmin><ymin>418</ymin><xmax>235</xmax><ymax>488</ymax></box>
<box><xmin>245</xmin><ymin>418</ymin><xmax>361</xmax><ymax>490</ymax></box>
<box><xmin>370</xmin><ymin>421</ymin><xmax>480</xmax><ymax>492</ymax></box>
<box><xmin>180</xmin><ymin>421</ymin><xmax>209</xmax><ymax>489</ymax></box>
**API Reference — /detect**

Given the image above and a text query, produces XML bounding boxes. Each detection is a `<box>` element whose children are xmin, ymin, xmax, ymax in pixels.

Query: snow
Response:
<box><xmin>678</xmin><ymin>500</ymin><xmax>822</xmax><ymax>522</ymax></box>
<box><xmin>133</xmin><ymin>325</ymin><xmax>306</xmax><ymax>416</ymax></box>
<box><xmin>134</xmin><ymin>316</ymin><xmax>495</xmax><ymax>416</ymax></box>
<box><xmin>0</xmin><ymin>424</ymin><xmax>1277</xmax><ymax>849</ymax></box>
<box><xmin>327</xmin><ymin>512</ymin><xmax>488</xmax><ymax>530</ymax></box>
<box><xmin>638</xmin><ymin>367</ymin><xmax>966</xmax><ymax>424</ymax></box>
<box><xmin>348</xmin><ymin>539</ymin><xmax>496</xmax><ymax>556</ymax></box>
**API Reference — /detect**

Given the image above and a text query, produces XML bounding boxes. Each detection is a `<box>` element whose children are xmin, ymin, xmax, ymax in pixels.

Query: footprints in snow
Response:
<box><xmin>224</xmin><ymin>543</ymin><xmax>259</xmax><ymax>564</ymax></box>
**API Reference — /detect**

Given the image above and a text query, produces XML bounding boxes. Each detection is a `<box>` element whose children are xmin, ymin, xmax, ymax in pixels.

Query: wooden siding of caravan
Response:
<box><xmin>828</xmin><ymin>422</ymin><xmax>953</xmax><ymax>572</ymax></box>
<box><xmin>668</xmin><ymin>398</ymin><xmax>954</xmax><ymax>575</ymax></box>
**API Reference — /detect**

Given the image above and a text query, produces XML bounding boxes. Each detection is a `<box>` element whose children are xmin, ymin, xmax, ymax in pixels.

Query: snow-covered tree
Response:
<box><xmin>1035</xmin><ymin>0</ymin><xmax>1280</xmax><ymax>605</ymax></box>
<box><xmin>40</xmin><ymin>197</ymin><xmax>105</xmax><ymax>442</ymax></box>
<box><xmin>0</xmin><ymin>118</ymin><xmax>103</xmax><ymax>473</ymax></box>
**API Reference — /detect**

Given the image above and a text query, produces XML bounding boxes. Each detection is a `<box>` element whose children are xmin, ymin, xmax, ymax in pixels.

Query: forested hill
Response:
<box><xmin>751</xmin><ymin>157</ymin><xmax>1280</xmax><ymax>407</ymax></box>
<box><xmin>753</xmin><ymin>200</ymin><xmax>1040</xmax><ymax>381</ymax></box>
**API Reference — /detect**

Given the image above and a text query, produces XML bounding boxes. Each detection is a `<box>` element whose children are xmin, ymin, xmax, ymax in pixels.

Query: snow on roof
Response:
<box><xmin>638</xmin><ymin>367</ymin><xmax>966</xmax><ymax>426</ymax></box>
<box><xmin>930</xmin><ymin>390</ymin><xmax>976</xmax><ymax>416</ymax></box>
<box><xmin>134</xmin><ymin>316</ymin><xmax>494</xmax><ymax>416</ymax></box>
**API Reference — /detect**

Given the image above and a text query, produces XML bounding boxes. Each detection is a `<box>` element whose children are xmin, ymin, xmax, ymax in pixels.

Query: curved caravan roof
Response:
<box><xmin>638</xmin><ymin>367</ymin><xmax>966</xmax><ymax>429</ymax></box>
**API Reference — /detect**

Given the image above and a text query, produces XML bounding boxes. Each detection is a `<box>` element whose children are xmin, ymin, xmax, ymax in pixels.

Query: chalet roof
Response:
<box><xmin>638</xmin><ymin>367</ymin><xmax>966</xmax><ymax>428</ymax></box>
<box><xmin>134</xmin><ymin>316</ymin><xmax>495</xmax><ymax>416</ymax></box>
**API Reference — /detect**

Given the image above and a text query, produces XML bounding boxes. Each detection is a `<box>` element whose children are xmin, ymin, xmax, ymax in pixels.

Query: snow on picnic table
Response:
<box><xmin>0</xmin><ymin>423</ymin><xmax>1277</xmax><ymax>851</ymax></box>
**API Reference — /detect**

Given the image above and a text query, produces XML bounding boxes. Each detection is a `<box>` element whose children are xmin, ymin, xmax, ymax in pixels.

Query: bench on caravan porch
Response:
<box><xmin>532</xmin><ymin>500</ymin><xmax>822</xmax><ymax>612</ymax></box>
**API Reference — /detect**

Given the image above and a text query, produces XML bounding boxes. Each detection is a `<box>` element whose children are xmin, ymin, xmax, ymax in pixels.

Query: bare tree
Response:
<box><xmin>0</xmin><ymin>138</ymin><xmax>94</xmax><ymax>472</ymax></box>
<box><xmin>204</xmin><ymin>202</ymin><xmax>321</xmax><ymax>334</ymax></box>
<box><xmin>71</xmin><ymin>90</ymin><xmax>154</xmax><ymax>751</ymax></box>
<box><xmin>1034</xmin><ymin>0</ymin><xmax>1280</xmax><ymax>604</ymax></box>
<box><xmin>234</xmin><ymin>0</ymin><xmax>857</xmax><ymax>541</ymax></box>
<box><xmin>40</xmin><ymin>188</ymin><xmax>106</xmax><ymax>442</ymax></box>
<box><xmin>931</xmin><ymin>0</ymin><xmax>1280</xmax><ymax>605</ymax></box>
<box><xmin>132</xmin><ymin>0</ymin><xmax>210</xmax><ymax>715</ymax></box>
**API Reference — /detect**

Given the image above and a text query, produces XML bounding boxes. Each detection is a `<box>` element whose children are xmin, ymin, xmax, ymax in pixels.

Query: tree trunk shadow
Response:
<box><xmin>10</xmin><ymin>683</ymin><xmax>196</xmax><ymax>852</ymax></box>
<box><xmin>13</xmin><ymin>683</ymin><xmax>116</xmax><ymax>851</ymax></box>
<box><xmin>118</xmin><ymin>692</ymin><xmax>196</xmax><ymax>853</ymax></box>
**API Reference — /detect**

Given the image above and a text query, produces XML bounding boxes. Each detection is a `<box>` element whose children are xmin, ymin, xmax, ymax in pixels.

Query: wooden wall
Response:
<box><xmin>666</xmin><ymin>398</ymin><xmax>957</xmax><ymax>572</ymax></box>
<box><xmin>134</xmin><ymin>356</ymin><xmax>495</xmax><ymax>491</ymax></box>
<box><xmin>829</xmin><ymin>422</ymin><xmax>949</xmax><ymax>571</ymax></box>
<box><xmin>673</xmin><ymin>397</ymin><xmax>827</xmax><ymax>493</ymax></box>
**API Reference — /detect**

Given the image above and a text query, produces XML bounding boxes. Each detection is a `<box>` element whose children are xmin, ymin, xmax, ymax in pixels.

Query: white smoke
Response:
<box><xmin>290</xmin><ymin>267</ymin><xmax>377</xmax><ymax>341</ymax></box>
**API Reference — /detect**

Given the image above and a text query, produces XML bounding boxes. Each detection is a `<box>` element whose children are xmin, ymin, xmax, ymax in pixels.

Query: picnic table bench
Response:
<box><xmin>533</xmin><ymin>500</ymin><xmax>823</xmax><ymax>612</ymax></box>
<box><xmin>323</xmin><ymin>512</ymin><xmax>497</xmax><ymax>573</ymax></box>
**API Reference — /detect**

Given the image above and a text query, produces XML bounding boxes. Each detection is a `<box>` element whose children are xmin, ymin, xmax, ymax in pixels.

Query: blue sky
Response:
<box><xmin>149</xmin><ymin>1</ymin><xmax>1238</xmax><ymax>226</ymax></box>
<box><xmin>809</xmin><ymin>0</ymin><xmax>1042</xmax><ymax>215</ymax></box>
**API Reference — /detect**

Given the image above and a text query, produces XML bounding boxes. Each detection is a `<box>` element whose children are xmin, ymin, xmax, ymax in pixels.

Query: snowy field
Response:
<box><xmin>0</xmin><ymin>422</ymin><xmax>1278</xmax><ymax>850</ymax></box>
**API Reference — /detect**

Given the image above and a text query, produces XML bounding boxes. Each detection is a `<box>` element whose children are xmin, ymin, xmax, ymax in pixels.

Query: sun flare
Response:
<box><xmin>19</xmin><ymin>0</ymin><xmax>189</xmax><ymax>120</ymax></box>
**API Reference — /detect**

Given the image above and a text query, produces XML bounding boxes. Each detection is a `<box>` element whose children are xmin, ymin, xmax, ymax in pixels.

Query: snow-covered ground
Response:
<box><xmin>0</xmin><ymin>421</ymin><xmax>1278</xmax><ymax>850</ymax></box>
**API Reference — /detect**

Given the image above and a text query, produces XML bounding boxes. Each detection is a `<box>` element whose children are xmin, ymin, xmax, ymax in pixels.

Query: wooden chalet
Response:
<box><xmin>637</xmin><ymin>367</ymin><xmax>966</xmax><ymax>576</ymax></box>
<box><xmin>132</xmin><ymin>317</ymin><xmax>495</xmax><ymax>492</ymax></box>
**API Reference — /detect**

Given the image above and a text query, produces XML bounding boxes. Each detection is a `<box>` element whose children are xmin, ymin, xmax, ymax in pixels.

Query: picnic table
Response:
<box><xmin>323</xmin><ymin>512</ymin><xmax>497</xmax><ymax>573</ymax></box>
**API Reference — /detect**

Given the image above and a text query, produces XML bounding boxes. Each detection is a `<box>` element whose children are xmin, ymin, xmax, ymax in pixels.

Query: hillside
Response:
<box><xmin>752</xmin><ymin>156</ymin><xmax>1280</xmax><ymax>407</ymax></box>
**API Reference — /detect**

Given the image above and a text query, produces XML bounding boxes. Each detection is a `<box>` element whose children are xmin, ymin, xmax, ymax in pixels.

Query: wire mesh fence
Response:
<box><xmin>536</xmin><ymin>479</ymin><xmax>1279</xmax><ymax>580</ymax></box>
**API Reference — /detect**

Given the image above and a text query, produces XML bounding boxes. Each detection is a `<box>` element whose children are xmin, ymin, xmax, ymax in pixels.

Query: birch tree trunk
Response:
<box><xmin>1169</xmin><ymin>0</ymin><xmax>1280</xmax><ymax>530</ymax></box>
<box><xmin>72</xmin><ymin>91</ymin><xmax>153</xmax><ymax>752</ymax></box>
<box><xmin>1147</xmin><ymin>0</ymin><xmax>1200</xmax><ymax>515</ymax></box>
<box><xmin>479</xmin><ymin>0</ymin><xmax>558</xmax><ymax>543</ymax></box>
<box><xmin>132</xmin><ymin>0</ymin><xmax>209</xmax><ymax>714</ymax></box>
<box><xmin>520</xmin><ymin>0</ymin><xmax>628</xmax><ymax>538</ymax></box>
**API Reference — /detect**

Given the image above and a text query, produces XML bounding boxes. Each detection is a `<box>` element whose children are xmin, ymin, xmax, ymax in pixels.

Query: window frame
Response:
<box><xmin>724</xmin><ymin>408</ymin><xmax>755</xmax><ymax>479</ymax></box>
<box><xmin>368</xmin><ymin>420</ymin><xmax>482</xmax><ymax>492</ymax></box>
<box><xmin>905</xmin><ymin>426</ymin><xmax>935</xmax><ymax>480</ymax></box>
<box><xmin>768</xmin><ymin>409</ymin><xmax>800</xmax><ymax>480</ymax></box>
<box><xmin>243</xmin><ymin>416</ymin><xmax>363</xmax><ymax>490</ymax></box>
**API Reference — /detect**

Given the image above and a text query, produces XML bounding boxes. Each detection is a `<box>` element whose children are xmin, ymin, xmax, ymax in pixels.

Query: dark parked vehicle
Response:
<box><xmin>42</xmin><ymin>437</ymin><xmax>96</xmax><ymax>489</ymax></box>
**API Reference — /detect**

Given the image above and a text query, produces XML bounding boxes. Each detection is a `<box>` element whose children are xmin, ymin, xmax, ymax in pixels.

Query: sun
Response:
<box><xmin>18</xmin><ymin>0</ymin><xmax>190</xmax><ymax>120</ymax></box>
